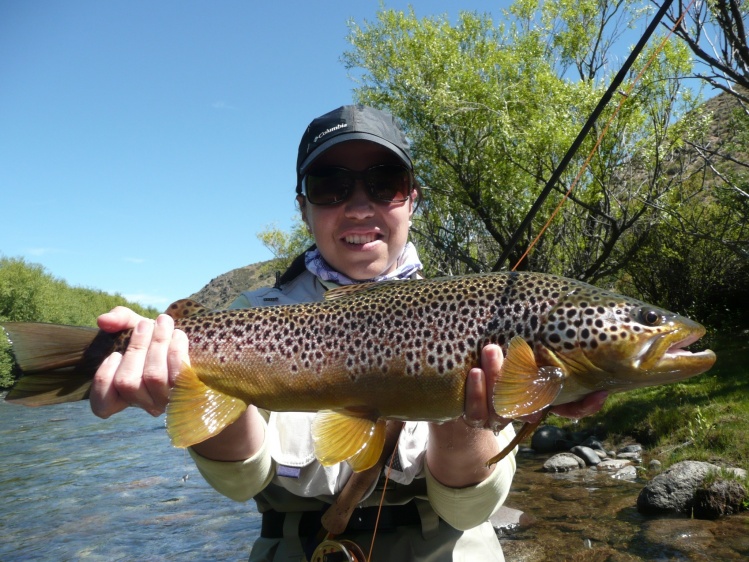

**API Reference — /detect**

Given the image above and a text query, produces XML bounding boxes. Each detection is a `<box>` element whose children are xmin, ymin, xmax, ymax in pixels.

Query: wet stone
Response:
<box><xmin>637</xmin><ymin>461</ymin><xmax>728</xmax><ymax>515</ymax></box>
<box><xmin>580</xmin><ymin>436</ymin><xmax>607</xmax><ymax>451</ymax></box>
<box><xmin>531</xmin><ymin>425</ymin><xmax>570</xmax><ymax>454</ymax></box>
<box><xmin>543</xmin><ymin>452</ymin><xmax>586</xmax><ymax>472</ymax></box>
<box><xmin>596</xmin><ymin>459</ymin><xmax>633</xmax><ymax>472</ymax></box>
<box><xmin>569</xmin><ymin>446</ymin><xmax>601</xmax><ymax>466</ymax></box>
<box><xmin>611</xmin><ymin>465</ymin><xmax>638</xmax><ymax>480</ymax></box>
<box><xmin>694</xmin><ymin>479</ymin><xmax>748</xmax><ymax>520</ymax></box>
<box><xmin>616</xmin><ymin>452</ymin><xmax>642</xmax><ymax>463</ymax></box>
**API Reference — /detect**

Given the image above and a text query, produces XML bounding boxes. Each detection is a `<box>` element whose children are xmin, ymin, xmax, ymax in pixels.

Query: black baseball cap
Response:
<box><xmin>296</xmin><ymin>105</ymin><xmax>413</xmax><ymax>193</ymax></box>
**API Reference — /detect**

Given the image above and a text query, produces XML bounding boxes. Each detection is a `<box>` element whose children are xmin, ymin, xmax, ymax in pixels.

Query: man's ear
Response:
<box><xmin>297</xmin><ymin>195</ymin><xmax>310</xmax><ymax>227</ymax></box>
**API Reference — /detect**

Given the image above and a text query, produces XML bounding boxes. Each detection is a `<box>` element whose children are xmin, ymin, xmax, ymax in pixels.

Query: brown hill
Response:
<box><xmin>189</xmin><ymin>259</ymin><xmax>280</xmax><ymax>310</ymax></box>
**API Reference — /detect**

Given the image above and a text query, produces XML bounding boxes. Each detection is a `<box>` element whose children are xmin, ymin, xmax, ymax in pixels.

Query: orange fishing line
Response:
<box><xmin>512</xmin><ymin>0</ymin><xmax>696</xmax><ymax>272</ymax></box>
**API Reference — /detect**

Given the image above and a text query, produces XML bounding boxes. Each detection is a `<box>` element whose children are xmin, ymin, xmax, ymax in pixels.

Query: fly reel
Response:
<box><xmin>309</xmin><ymin>539</ymin><xmax>366</xmax><ymax>562</ymax></box>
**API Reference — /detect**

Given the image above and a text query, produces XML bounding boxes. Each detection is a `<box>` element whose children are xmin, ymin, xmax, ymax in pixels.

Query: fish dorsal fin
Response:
<box><xmin>323</xmin><ymin>282</ymin><xmax>381</xmax><ymax>301</ymax></box>
<box><xmin>311</xmin><ymin>410</ymin><xmax>386</xmax><ymax>472</ymax></box>
<box><xmin>166</xmin><ymin>363</ymin><xmax>248</xmax><ymax>448</ymax></box>
<box><xmin>164</xmin><ymin>299</ymin><xmax>208</xmax><ymax>320</ymax></box>
<box><xmin>493</xmin><ymin>336</ymin><xmax>565</xmax><ymax>419</ymax></box>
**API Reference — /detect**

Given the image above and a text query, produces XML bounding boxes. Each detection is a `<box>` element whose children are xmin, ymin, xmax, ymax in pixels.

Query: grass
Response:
<box><xmin>549</xmin><ymin>333</ymin><xmax>749</xmax><ymax>470</ymax></box>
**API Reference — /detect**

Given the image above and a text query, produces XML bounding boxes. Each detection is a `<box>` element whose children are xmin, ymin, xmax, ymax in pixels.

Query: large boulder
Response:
<box><xmin>693</xmin><ymin>479</ymin><xmax>747</xmax><ymax>519</ymax></box>
<box><xmin>637</xmin><ymin>460</ymin><xmax>747</xmax><ymax>517</ymax></box>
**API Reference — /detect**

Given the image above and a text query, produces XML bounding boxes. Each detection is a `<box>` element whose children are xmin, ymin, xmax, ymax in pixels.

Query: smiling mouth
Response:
<box><xmin>344</xmin><ymin>233</ymin><xmax>381</xmax><ymax>245</ymax></box>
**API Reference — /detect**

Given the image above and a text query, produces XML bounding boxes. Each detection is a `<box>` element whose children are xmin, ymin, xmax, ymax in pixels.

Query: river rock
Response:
<box><xmin>531</xmin><ymin>425</ymin><xmax>571</xmax><ymax>453</ymax></box>
<box><xmin>636</xmin><ymin>460</ymin><xmax>745</xmax><ymax>516</ymax></box>
<box><xmin>580</xmin><ymin>436</ymin><xmax>607</xmax><ymax>452</ymax></box>
<box><xmin>693</xmin><ymin>479</ymin><xmax>747</xmax><ymax>519</ymax></box>
<box><xmin>543</xmin><ymin>452</ymin><xmax>586</xmax><ymax>472</ymax></box>
<box><xmin>596</xmin><ymin>459</ymin><xmax>633</xmax><ymax>472</ymax></box>
<box><xmin>616</xmin><ymin>452</ymin><xmax>642</xmax><ymax>463</ymax></box>
<box><xmin>618</xmin><ymin>444</ymin><xmax>643</xmax><ymax>454</ymax></box>
<box><xmin>648</xmin><ymin>459</ymin><xmax>662</xmax><ymax>472</ymax></box>
<box><xmin>490</xmin><ymin>505</ymin><xmax>533</xmax><ymax>535</ymax></box>
<box><xmin>569</xmin><ymin>445</ymin><xmax>601</xmax><ymax>466</ymax></box>
<box><xmin>611</xmin><ymin>465</ymin><xmax>638</xmax><ymax>480</ymax></box>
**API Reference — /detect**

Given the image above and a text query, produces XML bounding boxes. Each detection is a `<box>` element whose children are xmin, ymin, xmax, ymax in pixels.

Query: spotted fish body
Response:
<box><xmin>2</xmin><ymin>271</ymin><xmax>716</xmax><ymax>471</ymax></box>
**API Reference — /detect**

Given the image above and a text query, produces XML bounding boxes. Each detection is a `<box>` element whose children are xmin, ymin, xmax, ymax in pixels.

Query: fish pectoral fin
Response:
<box><xmin>166</xmin><ymin>363</ymin><xmax>247</xmax><ymax>448</ymax></box>
<box><xmin>493</xmin><ymin>336</ymin><xmax>565</xmax><ymax>419</ymax></box>
<box><xmin>311</xmin><ymin>410</ymin><xmax>386</xmax><ymax>472</ymax></box>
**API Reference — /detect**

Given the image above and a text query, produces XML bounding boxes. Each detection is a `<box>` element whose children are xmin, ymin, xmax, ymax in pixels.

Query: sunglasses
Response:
<box><xmin>302</xmin><ymin>164</ymin><xmax>413</xmax><ymax>206</ymax></box>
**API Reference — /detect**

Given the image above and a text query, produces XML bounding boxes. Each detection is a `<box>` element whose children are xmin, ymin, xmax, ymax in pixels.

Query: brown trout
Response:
<box><xmin>2</xmin><ymin>272</ymin><xmax>716</xmax><ymax>471</ymax></box>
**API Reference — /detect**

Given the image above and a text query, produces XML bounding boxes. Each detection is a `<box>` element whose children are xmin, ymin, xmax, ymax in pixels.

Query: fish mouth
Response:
<box><xmin>637</xmin><ymin>326</ymin><xmax>716</xmax><ymax>379</ymax></box>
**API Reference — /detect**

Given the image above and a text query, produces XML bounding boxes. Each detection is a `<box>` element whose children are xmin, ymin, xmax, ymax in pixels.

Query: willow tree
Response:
<box><xmin>343</xmin><ymin>0</ymin><xmax>699</xmax><ymax>283</ymax></box>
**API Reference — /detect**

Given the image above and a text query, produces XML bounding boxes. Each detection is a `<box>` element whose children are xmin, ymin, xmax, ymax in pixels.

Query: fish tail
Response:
<box><xmin>2</xmin><ymin>323</ymin><xmax>124</xmax><ymax>406</ymax></box>
<box><xmin>166</xmin><ymin>363</ymin><xmax>248</xmax><ymax>448</ymax></box>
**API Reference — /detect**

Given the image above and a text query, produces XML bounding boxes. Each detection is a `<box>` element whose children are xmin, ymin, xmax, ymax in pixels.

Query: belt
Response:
<box><xmin>260</xmin><ymin>501</ymin><xmax>422</xmax><ymax>539</ymax></box>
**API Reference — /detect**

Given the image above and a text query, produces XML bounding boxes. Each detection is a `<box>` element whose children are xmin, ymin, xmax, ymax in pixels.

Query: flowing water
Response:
<box><xmin>1</xmin><ymin>399</ymin><xmax>748</xmax><ymax>561</ymax></box>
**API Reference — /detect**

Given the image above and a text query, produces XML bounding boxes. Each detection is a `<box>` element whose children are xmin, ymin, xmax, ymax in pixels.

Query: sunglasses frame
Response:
<box><xmin>301</xmin><ymin>164</ymin><xmax>414</xmax><ymax>206</ymax></box>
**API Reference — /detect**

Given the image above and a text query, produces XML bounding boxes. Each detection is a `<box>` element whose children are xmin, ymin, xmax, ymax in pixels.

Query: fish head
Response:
<box><xmin>540</xmin><ymin>284</ymin><xmax>716</xmax><ymax>397</ymax></box>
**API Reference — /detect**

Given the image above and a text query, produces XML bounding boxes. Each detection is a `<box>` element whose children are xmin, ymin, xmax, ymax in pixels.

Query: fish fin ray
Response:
<box><xmin>1</xmin><ymin>323</ymin><xmax>111</xmax><ymax>406</ymax></box>
<box><xmin>164</xmin><ymin>299</ymin><xmax>208</xmax><ymax>320</ymax></box>
<box><xmin>311</xmin><ymin>410</ymin><xmax>384</xmax><ymax>472</ymax></box>
<box><xmin>493</xmin><ymin>337</ymin><xmax>564</xmax><ymax>418</ymax></box>
<box><xmin>166</xmin><ymin>363</ymin><xmax>247</xmax><ymax>448</ymax></box>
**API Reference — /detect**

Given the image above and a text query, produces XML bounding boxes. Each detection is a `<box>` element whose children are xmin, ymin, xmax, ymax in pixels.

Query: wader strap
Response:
<box><xmin>415</xmin><ymin>499</ymin><xmax>441</xmax><ymax>539</ymax></box>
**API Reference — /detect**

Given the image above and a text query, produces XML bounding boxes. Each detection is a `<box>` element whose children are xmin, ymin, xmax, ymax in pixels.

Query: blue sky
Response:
<box><xmin>1</xmin><ymin>0</ymin><xmax>520</xmax><ymax>309</ymax></box>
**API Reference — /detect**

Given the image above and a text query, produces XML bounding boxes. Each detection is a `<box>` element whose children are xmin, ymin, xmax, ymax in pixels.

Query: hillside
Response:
<box><xmin>189</xmin><ymin>259</ymin><xmax>280</xmax><ymax>310</ymax></box>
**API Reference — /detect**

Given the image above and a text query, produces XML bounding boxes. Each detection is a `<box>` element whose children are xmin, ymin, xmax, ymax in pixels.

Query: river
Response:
<box><xmin>2</xmin><ymin>399</ymin><xmax>748</xmax><ymax>561</ymax></box>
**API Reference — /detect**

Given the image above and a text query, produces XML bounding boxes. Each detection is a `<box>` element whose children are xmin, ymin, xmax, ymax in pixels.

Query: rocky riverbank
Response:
<box><xmin>491</xmin><ymin>425</ymin><xmax>749</xmax><ymax>560</ymax></box>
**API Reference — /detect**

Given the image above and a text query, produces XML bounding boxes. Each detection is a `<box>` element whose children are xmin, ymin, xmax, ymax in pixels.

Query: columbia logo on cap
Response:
<box><xmin>313</xmin><ymin>123</ymin><xmax>348</xmax><ymax>144</ymax></box>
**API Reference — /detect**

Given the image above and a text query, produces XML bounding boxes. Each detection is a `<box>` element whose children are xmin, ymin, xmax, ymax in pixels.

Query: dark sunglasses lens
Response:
<box><xmin>304</xmin><ymin>169</ymin><xmax>351</xmax><ymax>205</ymax></box>
<box><xmin>365</xmin><ymin>166</ymin><xmax>412</xmax><ymax>202</ymax></box>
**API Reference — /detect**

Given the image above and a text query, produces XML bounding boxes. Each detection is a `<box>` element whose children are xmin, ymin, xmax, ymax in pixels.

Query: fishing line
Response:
<box><xmin>511</xmin><ymin>0</ymin><xmax>695</xmax><ymax>272</ymax></box>
<box><xmin>496</xmin><ymin>0</ymin><xmax>683</xmax><ymax>272</ymax></box>
<box><xmin>366</xmin><ymin>443</ymin><xmax>398</xmax><ymax>562</ymax></box>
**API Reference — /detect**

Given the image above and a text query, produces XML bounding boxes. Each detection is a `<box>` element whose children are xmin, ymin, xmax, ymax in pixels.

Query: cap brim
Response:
<box><xmin>299</xmin><ymin>132</ymin><xmax>413</xmax><ymax>175</ymax></box>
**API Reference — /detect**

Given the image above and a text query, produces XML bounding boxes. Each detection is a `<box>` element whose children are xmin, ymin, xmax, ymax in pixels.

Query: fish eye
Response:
<box><xmin>637</xmin><ymin>307</ymin><xmax>662</xmax><ymax>326</ymax></box>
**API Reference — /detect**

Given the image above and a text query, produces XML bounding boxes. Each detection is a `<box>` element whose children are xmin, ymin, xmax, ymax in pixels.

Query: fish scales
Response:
<box><xmin>2</xmin><ymin>271</ymin><xmax>716</xmax><ymax>471</ymax></box>
<box><xmin>176</xmin><ymin>273</ymin><xmax>556</xmax><ymax>420</ymax></box>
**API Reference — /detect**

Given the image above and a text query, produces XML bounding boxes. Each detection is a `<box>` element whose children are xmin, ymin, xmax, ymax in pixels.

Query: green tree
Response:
<box><xmin>257</xmin><ymin>217</ymin><xmax>314</xmax><ymax>273</ymax></box>
<box><xmin>0</xmin><ymin>257</ymin><xmax>158</xmax><ymax>388</ymax></box>
<box><xmin>662</xmin><ymin>0</ymin><xmax>749</xmax><ymax>102</ymax></box>
<box><xmin>344</xmin><ymin>1</ymin><xmax>701</xmax><ymax>283</ymax></box>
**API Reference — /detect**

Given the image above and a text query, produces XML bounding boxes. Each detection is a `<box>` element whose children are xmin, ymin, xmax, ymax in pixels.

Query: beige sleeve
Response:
<box><xmin>187</xmin><ymin>418</ymin><xmax>274</xmax><ymax>503</ymax></box>
<box><xmin>424</xmin><ymin>426</ymin><xmax>517</xmax><ymax>531</ymax></box>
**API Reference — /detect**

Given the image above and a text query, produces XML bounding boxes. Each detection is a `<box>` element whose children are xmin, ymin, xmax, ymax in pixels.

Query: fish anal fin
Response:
<box><xmin>166</xmin><ymin>363</ymin><xmax>247</xmax><ymax>448</ymax></box>
<box><xmin>493</xmin><ymin>336</ymin><xmax>565</xmax><ymax>419</ymax></box>
<box><xmin>164</xmin><ymin>299</ymin><xmax>208</xmax><ymax>320</ymax></box>
<box><xmin>311</xmin><ymin>410</ymin><xmax>385</xmax><ymax>472</ymax></box>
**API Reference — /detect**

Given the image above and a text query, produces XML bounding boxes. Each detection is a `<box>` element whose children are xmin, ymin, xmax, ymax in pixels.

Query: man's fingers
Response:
<box><xmin>112</xmin><ymin>318</ymin><xmax>158</xmax><ymax>412</ymax></box>
<box><xmin>167</xmin><ymin>328</ymin><xmax>190</xmax><ymax>387</ymax></box>
<box><xmin>463</xmin><ymin>369</ymin><xmax>488</xmax><ymax>428</ymax></box>
<box><xmin>97</xmin><ymin>306</ymin><xmax>145</xmax><ymax>333</ymax></box>
<box><xmin>142</xmin><ymin>314</ymin><xmax>175</xmax><ymax>409</ymax></box>
<box><xmin>90</xmin><ymin>352</ymin><xmax>128</xmax><ymax>418</ymax></box>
